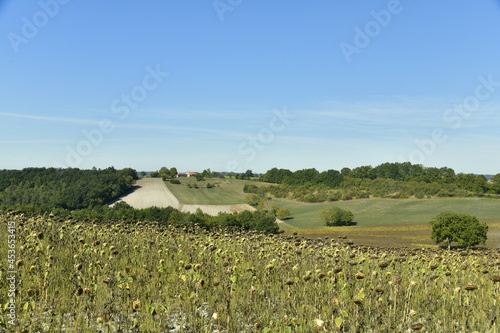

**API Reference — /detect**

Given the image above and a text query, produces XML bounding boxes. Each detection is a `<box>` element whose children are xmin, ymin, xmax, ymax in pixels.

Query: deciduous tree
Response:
<box><xmin>321</xmin><ymin>207</ymin><xmax>353</xmax><ymax>226</ymax></box>
<box><xmin>490</xmin><ymin>173</ymin><xmax>500</xmax><ymax>194</ymax></box>
<box><xmin>430</xmin><ymin>212</ymin><xmax>488</xmax><ymax>250</ymax></box>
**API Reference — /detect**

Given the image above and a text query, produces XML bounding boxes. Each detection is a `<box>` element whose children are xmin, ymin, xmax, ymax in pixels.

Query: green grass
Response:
<box><xmin>165</xmin><ymin>178</ymin><xmax>500</xmax><ymax>231</ymax></box>
<box><xmin>164</xmin><ymin>178</ymin><xmax>266</xmax><ymax>205</ymax></box>
<box><xmin>272</xmin><ymin>197</ymin><xmax>500</xmax><ymax>229</ymax></box>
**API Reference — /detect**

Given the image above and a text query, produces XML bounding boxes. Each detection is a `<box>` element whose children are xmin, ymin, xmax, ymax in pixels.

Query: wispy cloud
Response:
<box><xmin>305</xmin><ymin>97</ymin><xmax>500</xmax><ymax>132</ymax></box>
<box><xmin>146</xmin><ymin>109</ymin><xmax>268</xmax><ymax>121</ymax></box>
<box><xmin>0</xmin><ymin>139</ymin><xmax>72</xmax><ymax>144</ymax></box>
<box><xmin>0</xmin><ymin>110</ymin><xmax>247</xmax><ymax>139</ymax></box>
<box><xmin>115</xmin><ymin>121</ymin><xmax>248</xmax><ymax>139</ymax></box>
<box><xmin>0</xmin><ymin>112</ymin><xmax>101</xmax><ymax>126</ymax></box>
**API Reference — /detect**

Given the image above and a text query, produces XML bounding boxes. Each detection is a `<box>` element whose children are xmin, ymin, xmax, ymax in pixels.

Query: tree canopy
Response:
<box><xmin>258</xmin><ymin>163</ymin><xmax>499</xmax><ymax>201</ymax></box>
<box><xmin>158</xmin><ymin>166</ymin><xmax>178</xmax><ymax>179</ymax></box>
<box><xmin>491</xmin><ymin>174</ymin><xmax>500</xmax><ymax>194</ymax></box>
<box><xmin>0</xmin><ymin>167</ymin><xmax>137</xmax><ymax>210</ymax></box>
<box><xmin>320</xmin><ymin>206</ymin><xmax>354</xmax><ymax>226</ymax></box>
<box><xmin>429</xmin><ymin>212</ymin><xmax>488</xmax><ymax>249</ymax></box>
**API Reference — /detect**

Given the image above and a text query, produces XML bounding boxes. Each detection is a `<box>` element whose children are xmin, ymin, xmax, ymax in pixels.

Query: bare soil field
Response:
<box><xmin>181</xmin><ymin>203</ymin><xmax>256</xmax><ymax>215</ymax></box>
<box><xmin>111</xmin><ymin>178</ymin><xmax>255</xmax><ymax>215</ymax></box>
<box><xmin>284</xmin><ymin>221</ymin><xmax>500</xmax><ymax>249</ymax></box>
<box><xmin>110</xmin><ymin>178</ymin><xmax>180</xmax><ymax>209</ymax></box>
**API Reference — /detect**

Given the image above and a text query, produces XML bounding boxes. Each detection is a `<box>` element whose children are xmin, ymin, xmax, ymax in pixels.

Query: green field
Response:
<box><xmin>272</xmin><ymin>197</ymin><xmax>500</xmax><ymax>228</ymax></box>
<box><xmin>165</xmin><ymin>178</ymin><xmax>500</xmax><ymax>230</ymax></box>
<box><xmin>164</xmin><ymin>178</ymin><xmax>263</xmax><ymax>205</ymax></box>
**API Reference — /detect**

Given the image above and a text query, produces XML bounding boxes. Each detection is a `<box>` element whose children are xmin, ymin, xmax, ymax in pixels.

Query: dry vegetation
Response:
<box><xmin>1</xmin><ymin>212</ymin><xmax>499</xmax><ymax>332</ymax></box>
<box><xmin>285</xmin><ymin>221</ymin><xmax>500</xmax><ymax>249</ymax></box>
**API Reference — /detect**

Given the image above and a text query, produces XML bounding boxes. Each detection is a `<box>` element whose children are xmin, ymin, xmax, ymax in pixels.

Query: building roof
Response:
<box><xmin>176</xmin><ymin>171</ymin><xmax>198</xmax><ymax>176</ymax></box>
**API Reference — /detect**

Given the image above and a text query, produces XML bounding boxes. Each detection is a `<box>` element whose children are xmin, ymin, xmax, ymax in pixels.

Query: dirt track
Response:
<box><xmin>181</xmin><ymin>204</ymin><xmax>256</xmax><ymax>215</ymax></box>
<box><xmin>111</xmin><ymin>178</ymin><xmax>255</xmax><ymax>215</ymax></box>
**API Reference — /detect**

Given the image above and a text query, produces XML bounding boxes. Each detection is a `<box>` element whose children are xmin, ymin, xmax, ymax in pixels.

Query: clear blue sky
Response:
<box><xmin>1</xmin><ymin>0</ymin><xmax>499</xmax><ymax>174</ymax></box>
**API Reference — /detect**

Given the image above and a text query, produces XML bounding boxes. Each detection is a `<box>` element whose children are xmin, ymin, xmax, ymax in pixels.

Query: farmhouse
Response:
<box><xmin>176</xmin><ymin>171</ymin><xmax>198</xmax><ymax>178</ymax></box>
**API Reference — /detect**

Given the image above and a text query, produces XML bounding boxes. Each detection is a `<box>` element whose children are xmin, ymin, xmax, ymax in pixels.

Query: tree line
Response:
<box><xmin>256</xmin><ymin>162</ymin><xmax>500</xmax><ymax>202</ymax></box>
<box><xmin>1</xmin><ymin>202</ymin><xmax>279</xmax><ymax>233</ymax></box>
<box><xmin>0</xmin><ymin>167</ymin><xmax>279</xmax><ymax>233</ymax></box>
<box><xmin>0</xmin><ymin>167</ymin><xmax>137</xmax><ymax>210</ymax></box>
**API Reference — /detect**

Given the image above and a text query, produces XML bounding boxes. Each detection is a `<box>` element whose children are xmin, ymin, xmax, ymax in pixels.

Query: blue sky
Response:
<box><xmin>1</xmin><ymin>0</ymin><xmax>499</xmax><ymax>174</ymax></box>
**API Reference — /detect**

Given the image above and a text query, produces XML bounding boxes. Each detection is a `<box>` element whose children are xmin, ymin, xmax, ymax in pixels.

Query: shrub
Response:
<box><xmin>170</xmin><ymin>179</ymin><xmax>181</xmax><ymax>184</ymax></box>
<box><xmin>326</xmin><ymin>191</ymin><xmax>341</xmax><ymax>201</ymax></box>
<box><xmin>243</xmin><ymin>184</ymin><xmax>258</xmax><ymax>193</ymax></box>
<box><xmin>415</xmin><ymin>191</ymin><xmax>425</xmax><ymax>199</ymax></box>
<box><xmin>245</xmin><ymin>194</ymin><xmax>261</xmax><ymax>207</ymax></box>
<box><xmin>245</xmin><ymin>210</ymin><xmax>279</xmax><ymax>233</ymax></box>
<box><xmin>276</xmin><ymin>207</ymin><xmax>291</xmax><ymax>220</ymax></box>
<box><xmin>321</xmin><ymin>207</ymin><xmax>354</xmax><ymax>226</ymax></box>
<box><xmin>356</xmin><ymin>191</ymin><xmax>370</xmax><ymax>199</ymax></box>
<box><xmin>302</xmin><ymin>194</ymin><xmax>319</xmax><ymax>203</ymax></box>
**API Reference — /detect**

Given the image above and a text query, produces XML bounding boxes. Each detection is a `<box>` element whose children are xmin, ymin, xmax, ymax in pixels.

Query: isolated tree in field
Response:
<box><xmin>276</xmin><ymin>207</ymin><xmax>291</xmax><ymax>220</ymax></box>
<box><xmin>321</xmin><ymin>206</ymin><xmax>353</xmax><ymax>226</ymax></box>
<box><xmin>430</xmin><ymin>212</ymin><xmax>488</xmax><ymax>250</ymax></box>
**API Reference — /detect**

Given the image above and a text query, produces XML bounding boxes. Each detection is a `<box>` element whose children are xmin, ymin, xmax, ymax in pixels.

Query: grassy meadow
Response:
<box><xmin>1</xmin><ymin>213</ymin><xmax>499</xmax><ymax>332</ymax></box>
<box><xmin>166</xmin><ymin>178</ymin><xmax>500</xmax><ymax>228</ymax></box>
<box><xmin>271</xmin><ymin>197</ymin><xmax>500</xmax><ymax>248</ymax></box>
<box><xmin>272</xmin><ymin>197</ymin><xmax>500</xmax><ymax>228</ymax></box>
<box><xmin>163</xmin><ymin>178</ymin><xmax>500</xmax><ymax>248</ymax></box>
<box><xmin>164</xmin><ymin>178</ymin><xmax>261</xmax><ymax>205</ymax></box>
